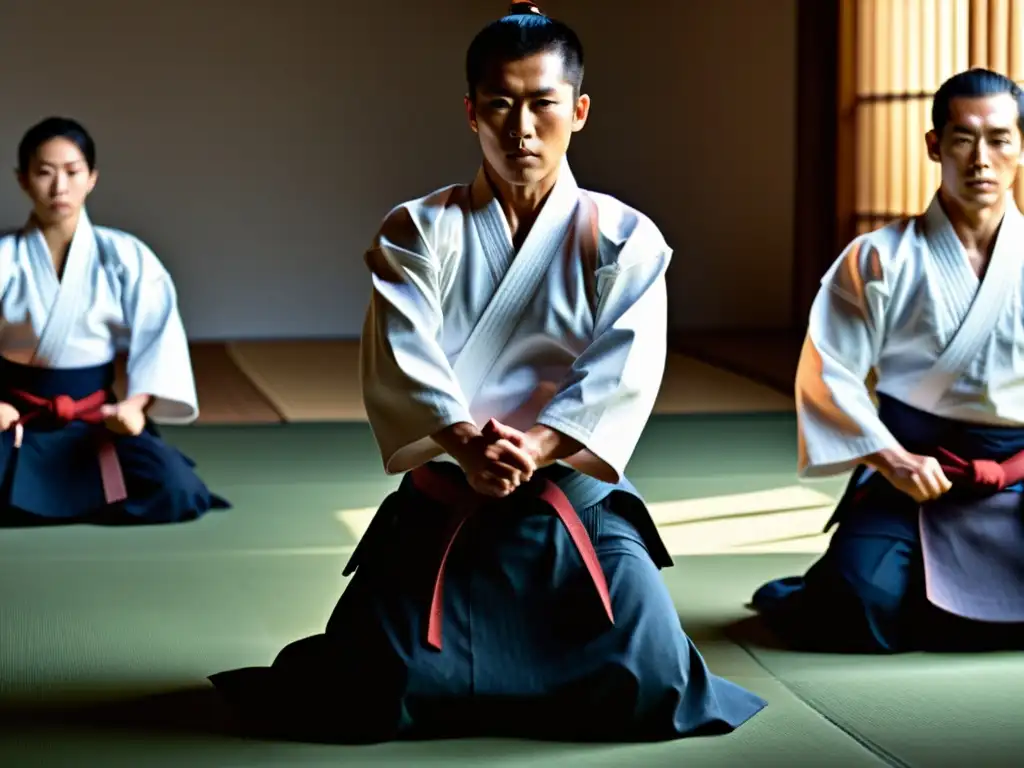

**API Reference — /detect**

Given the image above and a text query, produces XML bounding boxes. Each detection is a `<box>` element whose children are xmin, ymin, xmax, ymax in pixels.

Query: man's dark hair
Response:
<box><xmin>465</xmin><ymin>2</ymin><xmax>584</xmax><ymax>99</ymax></box>
<box><xmin>932</xmin><ymin>68</ymin><xmax>1024</xmax><ymax>135</ymax></box>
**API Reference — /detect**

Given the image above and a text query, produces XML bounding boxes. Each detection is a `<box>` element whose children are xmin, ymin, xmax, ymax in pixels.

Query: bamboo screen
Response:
<box><xmin>837</xmin><ymin>0</ymin><xmax>1024</xmax><ymax>240</ymax></box>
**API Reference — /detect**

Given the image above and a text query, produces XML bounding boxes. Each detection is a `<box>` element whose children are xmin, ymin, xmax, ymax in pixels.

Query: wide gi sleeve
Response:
<box><xmin>535</xmin><ymin>216</ymin><xmax>671</xmax><ymax>484</ymax></box>
<box><xmin>360</xmin><ymin>203</ymin><xmax>476</xmax><ymax>473</ymax></box>
<box><xmin>121</xmin><ymin>239</ymin><xmax>198</xmax><ymax>424</ymax></box>
<box><xmin>796</xmin><ymin>236</ymin><xmax>901</xmax><ymax>477</ymax></box>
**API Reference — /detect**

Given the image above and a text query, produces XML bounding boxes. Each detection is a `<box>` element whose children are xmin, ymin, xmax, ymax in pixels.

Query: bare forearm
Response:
<box><xmin>431</xmin><ymin>421</ymin><xmax>481</xmax><ymax>459</ymax></box>
<box><xmin>120</xmin><ymin>393</ymin><xmax>153</xmax><ymax>413</ymax></box>
<box><xmin>524</xmin><ymin>424</ymin><xmax>582</xmax><ymax>468</ymax></box>
<box><xmin>864</xmin><ymin>445</ymin><xmax>910</xmax><ymax>475</ymax></box>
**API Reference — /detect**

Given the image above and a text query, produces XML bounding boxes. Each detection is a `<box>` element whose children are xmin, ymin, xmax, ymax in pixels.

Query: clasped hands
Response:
<box><xmin>437</xmin><ymin>418</ymin><xmax>567</xmax><ymax>499</ymax></box>
<box><xmin>0</xmin><ymin>399</ymin><xmax>146</xmax><ymax>446</ymax></box>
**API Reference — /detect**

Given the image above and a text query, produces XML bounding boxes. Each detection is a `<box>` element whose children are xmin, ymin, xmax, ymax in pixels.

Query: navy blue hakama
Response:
<box><xmin>752</xmin><ymin>394</ymin><xmax>1024</xmax><ymax>653</ymax></box>
<box><xmin>211</xmin><ymin>461</ymin><xmax>766</xmax><ymax>743</ymax></box>
<box><xmin>0</xmin><ymin>356</ymin><xmax>228</xmax><ymax>526</ymax></box>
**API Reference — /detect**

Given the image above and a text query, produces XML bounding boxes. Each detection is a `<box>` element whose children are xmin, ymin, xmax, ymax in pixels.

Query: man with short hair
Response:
<box><xmin>753</xmin><ymin>68</ymin><xmax>1024</xmax><ymax>654</ymax></box>
<box><xmin>212</xmin><ymin>2</ymin><xmax>766</xmax><ymax>744</ymax></box>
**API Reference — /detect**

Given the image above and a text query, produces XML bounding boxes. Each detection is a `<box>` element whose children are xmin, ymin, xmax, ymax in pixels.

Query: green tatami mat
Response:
<box><xmin>0</xmin><ymin>413</ymin><xmax>843</xmax><ymax>563</ymax></box>
<box><xmin>0</xmin><ymin>417</ymin><xmax>887</xmax><ymax>765</ymax></box>
<box><xmin>0</xmin><ymin>551</ymin><xmax>881</xmax><ymax>767</ymax></box>
<box><xmin>156</xmin><ymin>411</ymin><xmax>841</xmax><ymax>505</ymax></box>
<box><xmin>740</xmin><ymin>633</ymin><xmax>1024</xmax><ymax>767</ymax></box>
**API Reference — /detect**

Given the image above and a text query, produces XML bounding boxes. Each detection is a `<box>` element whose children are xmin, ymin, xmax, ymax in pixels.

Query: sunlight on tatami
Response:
<box><xmin>333</xmin><ymin>485</ymin><xmax>835</xmax><ymax>557</ymax></box>
<box><xmin>154</xmin><ymin>338</ymin><xmax>815</xmax><ymax>556</ymax></box>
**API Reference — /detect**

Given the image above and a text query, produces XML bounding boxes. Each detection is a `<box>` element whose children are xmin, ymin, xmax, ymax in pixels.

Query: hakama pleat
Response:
<box><xmin>753</xmin><ymin>394</ymin><xmax>1024</xmax><ymax>652</ymax></box>
<box><xmin>212</xmin><ymin>465</ymin><xmax>765</xmax><ymax>743</ymax></box>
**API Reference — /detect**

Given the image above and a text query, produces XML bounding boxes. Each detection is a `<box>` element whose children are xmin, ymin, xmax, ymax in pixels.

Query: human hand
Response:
<box><xmin>0</xmin><ymin>402</ymin><xmax>20</xmax><ymax>432</ymax></box>
<box><xmin>868</xmin><ymin>447</ymin><xmax>952</xmax><ymax>503</ymax></box>
<box><xmin>0</xmin><ymin>402</ymin><xmax>23</xmax><ymax>448</ymax></box>
<box><xmin>443</xmin><ymin>422</ymin><xmax>535</xmax><ymax>498</ymax></box>
<box><xmin>100</xmin><ymin>402</ymin><xmax>146</xmax><ymax>436</ymax></box>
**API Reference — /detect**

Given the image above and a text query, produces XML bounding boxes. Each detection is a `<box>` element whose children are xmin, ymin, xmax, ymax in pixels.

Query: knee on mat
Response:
<box><xmin>604</xmin><ymin>563</ymin><xmax>694</xmax><ymax>673</ymax></box>
<box><xmin>603</xmin><ymin>578</ymin><xmax>687</xmax><ymax>654</ymax></box>
<box><xmin>123</xmin><ymin>445</ymin><xmax>209</xmax><ymax>511</ymax></box>
<box><xmin>753</xmin><ymin>568</ymin><xmax>910</xmax><ymax>653</ymax></box>
<box><xmin>750</xmin><ymin>576</ymin><xmax>804</xmax><ymax>611</ymax></box>
<box><xmin>842</xmin><ymin>579</ymin><xmax>910</xmax><ymax>652</ymax></box>
<box><xmin>778</xmin><ymin>573</ymin><xmax>908</xmax><ymax>653</ymax></box>
<box><xmin>273</xmin><ymin>634</ymin><xmax>335</xmax><ymax>673</ymax></box>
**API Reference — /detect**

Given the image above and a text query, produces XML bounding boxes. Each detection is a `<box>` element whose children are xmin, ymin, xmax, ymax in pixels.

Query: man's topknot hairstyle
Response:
<box><xmin>465</xmin><ymin>3</ymin><xmax>584</xmax><ymax>99</ymax></box>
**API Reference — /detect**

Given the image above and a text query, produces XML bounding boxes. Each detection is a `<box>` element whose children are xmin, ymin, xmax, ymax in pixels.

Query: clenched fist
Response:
<box><xmin>99</xmin><ymin>402</ymin><xmax>146</xmax><ymax>437</ymax></box>
<box><xmin>869</xmin><ymin>448</ymin><xmax>952</xmax><ymax>503</ymax></box>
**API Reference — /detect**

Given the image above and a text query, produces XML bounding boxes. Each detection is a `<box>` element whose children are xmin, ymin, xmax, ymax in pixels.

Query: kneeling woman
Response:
<box><xmin>0</xmin><ymin>117</ymin><xmax>228</xmax><ymax>525</ymax></box>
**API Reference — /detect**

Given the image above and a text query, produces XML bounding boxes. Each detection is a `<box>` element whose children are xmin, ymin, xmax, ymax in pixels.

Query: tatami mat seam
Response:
<box><xmin>733</xmin><ymin>642</ymin><xmax>910</xmax><ymax>768</ymax></box>
<box><xmin>210</xmin><ymin>343</ymin><xmax>289</xmax><ymax>424</ymax></box>
<box><xmin>673</xmin><ymin>349</ymin><xmax>792</xmax><ymax>398</ymax></box>
<box><xmin>222</xmin><ymin>342</ymin><xmax>291</xmax><ymax>422</ymax></box>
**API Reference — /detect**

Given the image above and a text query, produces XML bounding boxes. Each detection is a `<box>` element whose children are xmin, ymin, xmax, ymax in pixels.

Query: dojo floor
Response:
<box><xmin>3</xmin><ymin>340</ymin><xmax>1021</xmax><ymax>767</ymax></box>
